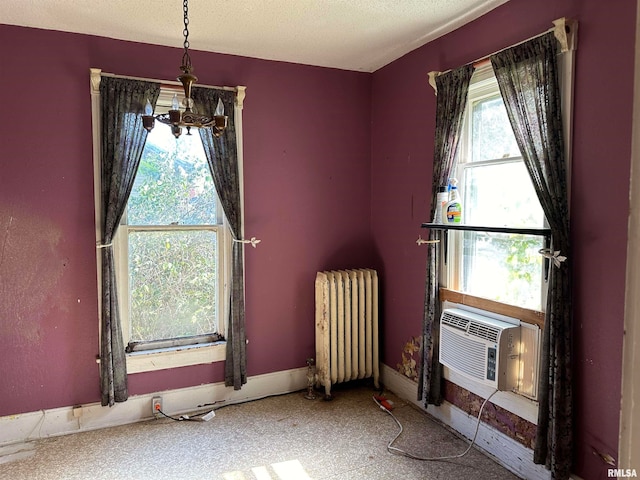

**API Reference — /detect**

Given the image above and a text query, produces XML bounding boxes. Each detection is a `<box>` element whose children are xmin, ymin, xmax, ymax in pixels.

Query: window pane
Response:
<box><xmin>471</xmin><ymin>95</ymin><xmax>520</xmax><ymax>162</ymax></box>
<box><xmin>129</xmin><ymin>230</ymin><xmax>218</xmax><ymax>342</ymax></box>
<box><xmin>128</xmin><ymin>124</ymin><xmax>216</xmax><ymax>225</ymax></box>
<box><xmin>455</xmin><ymin>74</ymin><xmax>545</xmax><ymax>312</ymax></box>
<box><xmin>461</xmin><ymin>231</ymin><xmax>543</xmax><ymax>311</ymax></box>
<box><xmin>462</xmin><ymin>161</ymin><xmax>544</xmax><ymax>228</ymax></box>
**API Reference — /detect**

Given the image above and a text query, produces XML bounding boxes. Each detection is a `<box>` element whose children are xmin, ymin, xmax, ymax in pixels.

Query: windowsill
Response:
<box><xmin>440</xmin><ymin>287</ymin><xmax>545</xmax><ymax>329</ymax></box>
<box><xmin>95</xmin><ymin>342</ymin><xmax>226</xmax><ymax>374</ymax></box>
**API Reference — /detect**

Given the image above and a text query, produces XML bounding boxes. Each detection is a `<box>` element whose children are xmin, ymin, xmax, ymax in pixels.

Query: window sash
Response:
<box><xmin>446</xmin><ymin>68</ymin><xmax>547</xmax><ymax>310</ymax></box>
<box><xmin>115</xmin><ymin>104</ymin><xmax>228</xmax><ymax>350</ymax></box>
<box><xmin>116</xmin><ymin>210</ymin><xmax>226</xmax><ymax>351</ymax></box>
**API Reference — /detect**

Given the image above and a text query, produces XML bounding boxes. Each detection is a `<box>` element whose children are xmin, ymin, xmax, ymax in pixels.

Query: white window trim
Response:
<box><xmin>439</xmin><ymin>23</ymin><xmax>576</xmax><ymax>306</ymax></box>
<box><xmin>446</xmin><ymin>65</ymin><xmax>549</xmax><ymax>310</ymax></box>
<box><xmin>431</xmin><ymin>21</ymin><xmax>576</xmax><ymax>408</ymax></box>
<box><xmin>115</xmin><ymin>224</ymin><xmax>226</xmax><ymax>348</ymax></box>
<box><xmin>117</xmin><ymin>88</ymin><xmax>228</xmax><ymax>352</ymax></box>
<box><xmin>126</xmin><ymin>342</ymin><xmax>227</xmax><ymax>374</ymax></box>
<box><xmin>90</xmin><ymin>69</ymin><xmax>247</xmax><ymax>373</ymax></box>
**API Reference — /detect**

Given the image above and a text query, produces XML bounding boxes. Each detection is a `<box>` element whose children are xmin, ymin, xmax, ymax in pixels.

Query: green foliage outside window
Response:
<box><xmin>126</xmin><ymin>129</ymin><xmax>219</xmax><ymax>343</ymax></box>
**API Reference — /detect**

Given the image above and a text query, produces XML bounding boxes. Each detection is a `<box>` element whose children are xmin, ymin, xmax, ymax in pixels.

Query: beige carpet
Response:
<box><xmin>0</xmin><ymin>384</ymin><xmax>521</xmax><ymax>480</ymax></box>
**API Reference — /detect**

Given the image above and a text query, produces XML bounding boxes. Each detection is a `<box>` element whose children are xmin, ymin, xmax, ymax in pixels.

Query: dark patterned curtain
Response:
<box><xmin>491</xmin><ymin>32</ymin><xmax>572</xmax><ymax>479</ymax></box>
<box><xmin>99</xmin><ymin>76</ymin><xmax>160</xmax><ymax>406</ymax></box>
<box><xmin>419</xmin><ymin>64</ymin><xmax>474</xmax><ymax>406</ymax></box>
<box><xmin>192</xmin><ymin>87</ymin><xmax>247</xmax><ymax>390</ymax></box>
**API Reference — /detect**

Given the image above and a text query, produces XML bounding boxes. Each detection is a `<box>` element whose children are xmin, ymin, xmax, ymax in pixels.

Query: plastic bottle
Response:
<box><xmin>433</xmin><ymin>186</ymin><xmax>449</xmax><ymax>223</ymax></box>
<box><xmin>443</xmin><ymin>178</ymin><xmax>462</xmax><ymax>224</ymax></box>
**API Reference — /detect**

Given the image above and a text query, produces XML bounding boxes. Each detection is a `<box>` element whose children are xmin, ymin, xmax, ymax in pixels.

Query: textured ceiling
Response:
<box><xmin>1</xmin><ymin>0</ymin><xmax>509</xmax><ymax>72</ymax></box>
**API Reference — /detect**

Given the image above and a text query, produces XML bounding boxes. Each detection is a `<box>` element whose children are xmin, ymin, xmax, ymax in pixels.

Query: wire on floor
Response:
<box><xmin>155</xmin><ymin>389</ymin><xmax>310</xmax><ymax>423</ymax></box>
<box><xmin>156</xmin><ymin>408</ymin><xmax>215</xmax><ymax>422</ymax></box>
<box><xmin>373</xmin><ymin>389</ymin><xmax>498</xmax><ymax>461</ymax></box>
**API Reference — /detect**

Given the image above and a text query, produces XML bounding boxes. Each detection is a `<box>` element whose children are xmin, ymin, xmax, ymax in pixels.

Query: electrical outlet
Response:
<box><xmin>152</xmin><ymin>396</ymin><xmax>162</xmax><ymax>416</ymax></box>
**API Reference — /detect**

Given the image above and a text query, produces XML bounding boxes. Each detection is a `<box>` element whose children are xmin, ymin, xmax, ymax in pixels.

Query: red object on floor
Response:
<box><xmin>375</xmin><ymin>395</ymin><xmax>394</xmax><ymax>411</ymax></box>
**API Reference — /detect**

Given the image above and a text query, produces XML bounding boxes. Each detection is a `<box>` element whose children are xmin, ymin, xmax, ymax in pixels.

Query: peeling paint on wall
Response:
<box><xmin>444</xmin><ymin>380</ymin><xmax>537</xmax><ymax>449</ymax></box>
<box><xmin>0</xmin><ymin>203</ymin><xmax>64</xmax><ymax>344</ymax></box>
<box><xmin>396</xmin><ymin>336</ymin><xmax>421</xmax><ymax>382</ymax></box>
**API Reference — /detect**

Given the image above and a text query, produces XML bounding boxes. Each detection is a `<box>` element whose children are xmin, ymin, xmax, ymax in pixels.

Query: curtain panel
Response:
<box><xmin>192</xmin><ymin>87</ymin><xmax>247</xmax><ymax>390</ymax></box>
<box><xmin>491</xmin><ymin>32</ymin><xmax>573</xmax><ymax>480</ymax></box>
<box><xmin>419</xmin><ymin>64</ymin><xmax>474</xmax><ymax>406</ymax></box>
<box><xmin>99</xmin><ymin>76</ymin><xmax>160</xmax><ymax>406</ymax></box>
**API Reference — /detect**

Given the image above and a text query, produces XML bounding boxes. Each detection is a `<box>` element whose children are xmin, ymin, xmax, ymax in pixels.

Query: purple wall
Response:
<box><xmin>371</xmin><ymin>0</ymin><xmax>637</xmax><ymax>478</ymax></box>
<box><xmin>0</xmin><ymin>0</ymin><xmax>637</xmax><ymax>477</ymax></box>
<box><xmin>0</xmin><ymin>25</ymin><xmax>372</xmax><ymax>414</ymax></box>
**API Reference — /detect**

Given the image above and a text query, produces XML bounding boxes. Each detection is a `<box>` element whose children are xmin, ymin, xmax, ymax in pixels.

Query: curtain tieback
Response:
<box><xmin>416</xmin><ymin>236</ymin><xmax>440</xmax><ymax>245</ymax></box>
<box><xmin>96</xmin><ymin>242</ymin><xmax>113</xmax><ymax>249</ymax></box>
<box><xmin>233</xmin><ymin>237</ymin><xmax>261</xmax><ymax>248</ymax></box>
<box><xmin>539</xmin><ymin>248</ymin><xmax>567</xmax><ymax>268</ymax></box>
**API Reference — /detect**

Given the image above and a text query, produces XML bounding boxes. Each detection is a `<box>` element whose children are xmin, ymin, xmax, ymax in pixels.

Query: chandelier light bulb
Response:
<box><xmin>144</xmin><ymin>98</ymin><xmax>153</xmax><ymax>116</ymax></box>
<box><xmin>215</xmin><ymin>98</ymin><xmax>224</xmax><ymax>116</ymax></box>
<box><xmin>171</xmin><ymin>93</ymin><xmax>180</xmax><ymax>111</ymax></box>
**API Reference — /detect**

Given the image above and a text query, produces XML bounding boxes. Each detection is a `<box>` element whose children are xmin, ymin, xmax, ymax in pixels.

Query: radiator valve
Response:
<box><xmin>305</xmin><ymin>358</ymin><xmax>317</xmax><ymax>400</ymax></box>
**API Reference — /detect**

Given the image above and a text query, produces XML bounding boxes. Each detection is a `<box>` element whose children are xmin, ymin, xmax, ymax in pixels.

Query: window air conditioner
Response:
<box><xmin>439</xmin><ymin>307</ymin><xmax>521</xmax><ymax>393</ymax></box>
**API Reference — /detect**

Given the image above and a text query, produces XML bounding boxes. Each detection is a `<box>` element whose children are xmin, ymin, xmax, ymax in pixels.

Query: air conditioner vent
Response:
<box><xmin>467</xmin><ymin>321</ymin><xmax>500</xmax><ymax>343</ymax></box>
<box><xmin>439</xmin><ymin>306</ymin><xmax>521</xmax><ymax>392</ymax></box>
<box><xmin>441</xmin><ymin>312</ymin><xmax>470</xmax><ymax>330</ymax></box>
<box><xmin>439</xmin><ymin>304</ymin><xmax>540</xmax><ymax>399</ymax></box>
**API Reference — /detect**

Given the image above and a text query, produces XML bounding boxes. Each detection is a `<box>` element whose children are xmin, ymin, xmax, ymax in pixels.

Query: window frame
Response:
<box><xmin>115</xmin><ymin>93</ymin><xmax>228</xmax><ymax>351</ymax></box>
<box><xmin>119</xmin><ymin>86</ymin><xmax>230</xmax><ymax>370</ymax></box>
<box><xmin>444</xmin><ymin>64</ymin><xmax>549</xmax><ymax>312</ymax></box>
<box><xmin>90</xmin><ymin>72</ymin><xmax>245</xmax><ymax>373</ymax></box>
<box><xmin>115</xmin><ymin>222</ymin><xmax>226</xmax><ymax>352</ymax></box>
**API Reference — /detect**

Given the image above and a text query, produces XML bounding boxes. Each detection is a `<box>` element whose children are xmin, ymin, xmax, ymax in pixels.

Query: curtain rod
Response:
<box><xmin>428</xmin><ymin>17</ymin><xmax>577</xmax><ymax>92</ymax></box>
<box><xmin>470</xmin><ymin>17</ymin><xmax>576</xmax><ymax>67</ymax></box>
<box><xmin>93</xmin><ymin>69</ymin><xmax>240</xmax><ymax>93</ymax></box>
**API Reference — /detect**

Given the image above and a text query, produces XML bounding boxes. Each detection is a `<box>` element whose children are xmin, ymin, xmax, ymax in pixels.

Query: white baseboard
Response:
<box><xmin>0</xmin><ymin>364</ymin><xmax>585</xmax><ymax>480</ymax></box>
<box><xmin>0</xmin><ymin>367</ymin><xmax>308</xmax><ymax>448</ymax></box>
<box><xmin>380</xmin><ymin>363</ymin><xmax>552</xmax><ymax>480</ymax></box>
<box><xmin>0</xmin><ymin>442</ymin><xmax>36</xmax><ymax>465</ymax></box>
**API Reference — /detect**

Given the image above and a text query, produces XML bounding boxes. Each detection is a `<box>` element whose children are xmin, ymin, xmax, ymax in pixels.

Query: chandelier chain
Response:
<box><xmin>141</xmin><ymin>0</ymin><xmax>228</xmax><ymax>138</ymax></box>
<box><xmin>181</xmin><ymin>0</ymin><xmax>192</xmax><ymax>71</ymax></box>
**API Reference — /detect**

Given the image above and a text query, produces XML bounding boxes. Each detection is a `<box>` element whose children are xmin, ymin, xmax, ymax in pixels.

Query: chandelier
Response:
<box><xmin>142</xmin><ymin>0</ymin><xmax>227</xmax><ymax>138</ymax></box>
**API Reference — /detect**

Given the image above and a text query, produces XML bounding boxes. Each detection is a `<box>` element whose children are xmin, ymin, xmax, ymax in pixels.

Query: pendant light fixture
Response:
<box><xmin>142</xmin><ymin>0</ymin><xmax>227</xmax><ymax>138</ymax></box>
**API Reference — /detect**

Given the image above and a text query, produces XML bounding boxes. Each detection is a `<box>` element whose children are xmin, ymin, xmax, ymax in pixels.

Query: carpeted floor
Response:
<box><xmin>0</xmin><ymin>384</ymin><xmax>521</xmax><ymax>480</ymax></box>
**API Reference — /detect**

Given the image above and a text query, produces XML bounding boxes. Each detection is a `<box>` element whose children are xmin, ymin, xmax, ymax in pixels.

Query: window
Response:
<box><xmin>89</xmin><ymin>81</ymin><xmax>235</xmax><ymax>373</ymax></box>
<box><xmin>447</xmin><ymin>67</ymin><xmax>546</xmax><ymax>311</ymax></box>
<box><xmin>91</xmin><ymin>72</ymin><xmax>249</xmax><ymax>378</ymax></box>
<box><xmin>116</xmin><ymin>118</ymin><xmax>226</xmax><ymax>352</ymax></box>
